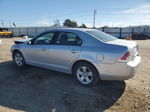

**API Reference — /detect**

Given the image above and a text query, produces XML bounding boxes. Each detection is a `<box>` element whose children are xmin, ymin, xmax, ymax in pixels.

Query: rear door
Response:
<box><xmin>49</xmin><ymin>32</ymin><xmax>83</xmax><ymax>72</ymax></box>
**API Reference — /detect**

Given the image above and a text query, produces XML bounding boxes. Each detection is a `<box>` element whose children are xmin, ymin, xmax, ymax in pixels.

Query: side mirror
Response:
<box><xmin>27</xmin><ymin>40</ymin><xmax>32</xmax><ymax>45</ymax></box>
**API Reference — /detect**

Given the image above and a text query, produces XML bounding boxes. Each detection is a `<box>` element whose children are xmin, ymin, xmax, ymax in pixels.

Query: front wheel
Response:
<box><xmin>13</xmin><ymin>51</ymin><xmax>26</xmax><ymax>67</ymax></box>
<box><xmin>73</xmin><ymin>62</ymin><xmax>100</xmax><ymax>86</ymax></box>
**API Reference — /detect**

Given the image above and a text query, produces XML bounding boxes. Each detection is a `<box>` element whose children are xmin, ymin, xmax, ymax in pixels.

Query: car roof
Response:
<box><xmin>45</xmin><ymin>28</ymin><xmax>97</xmax><ymax>32</ymax></box>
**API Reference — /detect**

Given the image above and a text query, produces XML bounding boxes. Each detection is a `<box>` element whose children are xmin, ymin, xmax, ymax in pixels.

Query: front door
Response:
<box><xmin>24</xmin><ymin>32</ymin><xmax>56</xmax><ymax>66</ymax></box>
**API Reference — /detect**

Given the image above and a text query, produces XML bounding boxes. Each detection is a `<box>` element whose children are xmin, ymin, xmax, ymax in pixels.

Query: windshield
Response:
<box><xmin>86</xmin><ymin>30</ymin><xmax>118</xmax><ymax>42</ymax></box>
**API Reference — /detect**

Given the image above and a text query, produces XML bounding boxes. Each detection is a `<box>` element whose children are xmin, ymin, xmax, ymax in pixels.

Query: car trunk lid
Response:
<box><xmin>107</xmin><ymin>39</ymin><xmax>138</xmax><ymax>61</ymax></box>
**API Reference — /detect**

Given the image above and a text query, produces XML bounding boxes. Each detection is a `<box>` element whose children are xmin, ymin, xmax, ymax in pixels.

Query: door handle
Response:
<box><xmin>71</xmin><ymin>49</ymin><xmax>77</xmax><ymax>53</ymax></box>
<box><xmin>42</xmin><ymin>48</ymin><xmax>47</xmax><ymax>51</ymax></box>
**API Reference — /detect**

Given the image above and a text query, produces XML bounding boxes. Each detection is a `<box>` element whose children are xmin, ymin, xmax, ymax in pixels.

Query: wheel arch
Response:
<box><xmin>71</xmin><ymin>59</ymin><xmax>101</xmax><ymax>78</ymax></box>
<box><xmin>12</xmin><ymin>49</ymin><xmax>23</xmax><ymax>59</ymax></box>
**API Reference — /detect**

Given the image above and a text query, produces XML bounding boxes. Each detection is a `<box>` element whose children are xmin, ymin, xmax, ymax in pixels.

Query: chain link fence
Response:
<box><xmin>8</xmin><ymin>26</ymin><xmax>150</xmax><ymax>39</ymax></box>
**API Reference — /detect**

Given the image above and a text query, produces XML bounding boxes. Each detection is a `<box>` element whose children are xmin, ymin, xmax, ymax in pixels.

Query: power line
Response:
<box><xmin>9</xmin><ymin>10</ymin><xmax>92</xmax><ymax>22</ymax></box>
<box><xmin>2</xmin><ymin>8</ymin><xmax>150</xmax><ymax>27</ymax></box>
<box><xmin>3</xmin><ymin>8</ymin><xmax>133</xmax><ymax>22</ymax></box>
<box><xmin>96</xmin><ymin>13</ymin><xmax>150</xmax><ymax>15</ymax></box>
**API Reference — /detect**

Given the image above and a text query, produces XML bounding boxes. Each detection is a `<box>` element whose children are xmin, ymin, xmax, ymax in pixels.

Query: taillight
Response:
<box><xmin>119</xmin><ymin>51</ymin><xmax>130</xmax><ymax>61</ymax></box>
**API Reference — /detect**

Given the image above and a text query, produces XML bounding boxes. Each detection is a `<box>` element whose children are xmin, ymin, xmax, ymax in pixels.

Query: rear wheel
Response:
<box><xmin>73</xmin><ymin>62</ymin><xmax>100</xmax><ymax>86</ymax></box>
<box><xmin>13</xmin><ymin>51</ymin><xmax>26</xmax><ymax>67</ymax></box>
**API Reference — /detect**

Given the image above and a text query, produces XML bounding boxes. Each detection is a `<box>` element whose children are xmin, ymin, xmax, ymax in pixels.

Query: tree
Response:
<box><xmin>79</xmin><ymin>23</ymin><xmax>87</xmax><ymax>28</ymax></box>
<box><xmin>63</xmin><ymin>19</ymin><xmax>78</xmax><ymax>28</ymax></box>
<box><xmin>53</xmin><ymin>19</ymin><xmax>61</xmax><ymax>27</ymax></box>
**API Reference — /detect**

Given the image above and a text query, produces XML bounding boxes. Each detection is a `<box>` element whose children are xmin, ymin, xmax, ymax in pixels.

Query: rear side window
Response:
<box><xmin>86</xmin><ymin>30</ymin><xmax>118</xmax><ymax>42</ymax></box>
<box><xmin>54</xmin><ymin>32</ymin><xmax>82</xmax><ymax>46</ymax></box>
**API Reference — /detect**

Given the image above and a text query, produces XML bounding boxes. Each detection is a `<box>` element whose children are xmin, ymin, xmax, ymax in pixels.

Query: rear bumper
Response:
<box><xmin>98</xmin><ymin>55</ymin><xmax>141</xmax><ymax>80</ymax></box>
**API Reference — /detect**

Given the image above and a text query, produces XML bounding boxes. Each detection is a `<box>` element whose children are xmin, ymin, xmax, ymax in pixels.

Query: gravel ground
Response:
<box><xmin>0</xmin><ymin>38</ymin><xmax>149</xmax><ymax>112</ymax></box>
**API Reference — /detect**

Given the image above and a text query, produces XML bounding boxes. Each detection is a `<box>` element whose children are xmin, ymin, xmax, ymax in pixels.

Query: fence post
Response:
<box><xmin>12</xmin><ymin>28</ymin><xmax>14</xmax><ymax>37</ymax></box>
<box><xmin>143</xmin><ymin>28</ymin><xmax>147</xmax><ymax>34</ymax></box>
<box><xmin>19</xmin><ymin>28</ymin><xmax>21</xmax><ymax>36</ymax></box>
<box><xmin>27</xmin><ymin>27</ymin><xmax>28</xmax><ymax>36</ymax></box>
<box><xmin>35</xmin><ymin>27</ymin><xmax>37</xmax><ymax>36</ymax></box>
<box><xmin>132</xmin><ymin>28</ymin><xmax>134</xmax><ymax>35</ymax></box>
<box><xmin>119</xmin><ymin>28</ymin><xmax>122</xmax><ymax>38</ymax></box>
<box><xmin>102</xmin><ymin>27</ymin><xmax>105</xmax><ymax>32</ymax></box>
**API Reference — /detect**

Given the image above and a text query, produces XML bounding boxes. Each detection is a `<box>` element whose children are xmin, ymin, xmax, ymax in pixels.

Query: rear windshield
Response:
<box><xmin>86</xmin><ymin>30</ymin><xmax>118</xmax><ymax>42</ymax></box>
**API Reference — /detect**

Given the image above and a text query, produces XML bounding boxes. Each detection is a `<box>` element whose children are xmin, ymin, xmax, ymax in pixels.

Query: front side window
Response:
<box><xmin>54</xmin><ymin>32</ymin><xmax>82</xmax><ymax>46</ymax></box>
<box><xmin>33</xmin><ymin>32</ymin><xmax>55</xmax><ymax>45</ymax></box>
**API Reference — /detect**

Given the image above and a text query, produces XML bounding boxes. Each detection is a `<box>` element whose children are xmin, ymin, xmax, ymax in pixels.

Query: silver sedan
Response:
<box><xmin>11</xmin><ymin>28</ymin><xmax>141</xmax><ymax>86</ymax></box>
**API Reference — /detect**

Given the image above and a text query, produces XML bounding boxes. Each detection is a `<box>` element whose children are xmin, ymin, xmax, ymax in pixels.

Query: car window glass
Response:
<box><xmin>86</xmin><ymin>30</ymin><xmax>118</xmax><ymax>42</ymax></box>
<box><xmin>55</xmin><ymin>32</ymin><xmax>82</xmax><ymax>46</ymax></box>
<box><xmin>33</xmin><ymin>32</ymin><xmax>54</xmax><ymax>45</ymax></box>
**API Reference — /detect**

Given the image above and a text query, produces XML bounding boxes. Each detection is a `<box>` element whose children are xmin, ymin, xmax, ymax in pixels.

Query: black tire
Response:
<box><xmin>13</xmin><ymin>51</ymin><xmax>26</xmax><ymax>67</ymax></box>
<box><xmin>73</xmin><ymin>62</ymin><xmax>100</xmax><ymax>86</ymax></box>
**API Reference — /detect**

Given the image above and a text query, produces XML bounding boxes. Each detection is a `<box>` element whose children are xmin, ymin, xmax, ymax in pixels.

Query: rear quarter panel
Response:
<box><xmin>78</xmin><ymin>42</ymin><xmax>128</xmax><ymax>65</ymax></box>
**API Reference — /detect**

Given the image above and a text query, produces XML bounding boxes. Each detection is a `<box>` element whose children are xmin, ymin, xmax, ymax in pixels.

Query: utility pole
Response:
<box><xmin>93</xmin><ymin>9</ymin><xmax>96</xmax><ymax>28</ymax></box>
<box><xmin>1</xmin><ymin>20</ymin><xmax>4</xmax><ymax>27</ymax></box>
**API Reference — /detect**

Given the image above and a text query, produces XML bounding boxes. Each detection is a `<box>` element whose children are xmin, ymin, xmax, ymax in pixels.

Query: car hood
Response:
<box><xmin>14</xmin><ymin>38</ymin><xmax>32</xmax><ymax>44</ymax></box>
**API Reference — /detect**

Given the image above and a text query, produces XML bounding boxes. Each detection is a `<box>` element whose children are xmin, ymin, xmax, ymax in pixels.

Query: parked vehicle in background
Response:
<box><xmin>131</xmin><ymin>33</ymin><xmax>149</xmax><ymax>40</ymax></box>
<box><xmin>11</xmin><ymin>28</ymin><xmax>141</xmax><ymax>86</ymax></box>
<box><xmin>0</xmin><ymin>27</ymin><xmax>13</xmax><ymax>38</ymax></box>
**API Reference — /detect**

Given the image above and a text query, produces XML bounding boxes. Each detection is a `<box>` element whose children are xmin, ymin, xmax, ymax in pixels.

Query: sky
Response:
<box><xmin>0</xmin><ymin>0</ymin><xmax>150</xmax><ymax>27</ymax></box>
